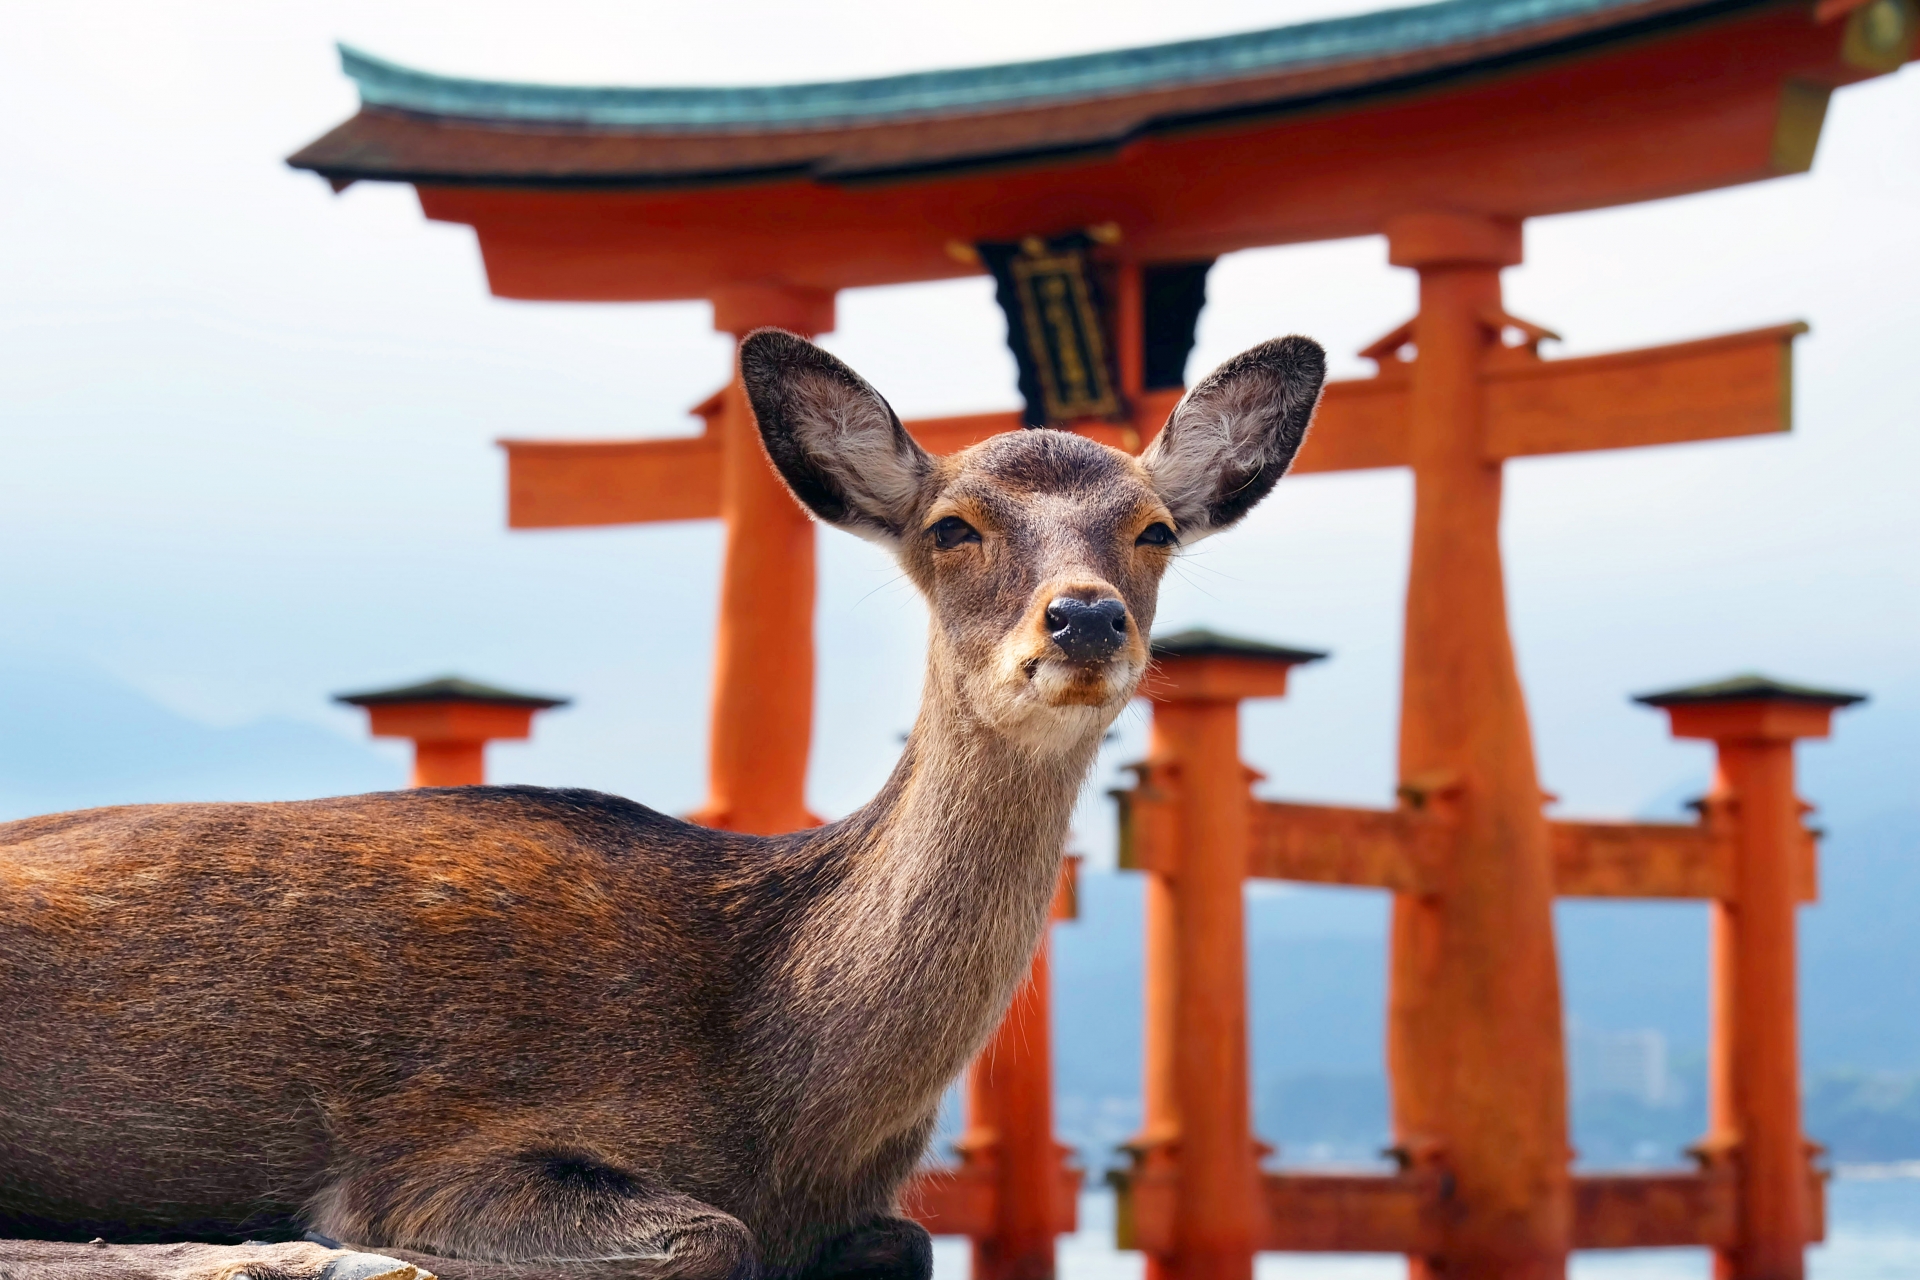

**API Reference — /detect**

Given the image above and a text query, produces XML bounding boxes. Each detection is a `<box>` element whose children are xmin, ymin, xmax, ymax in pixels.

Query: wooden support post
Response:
<box><xmin>691</xmin><ymin>285</ymin><xmax>836</xmax><ymax>834</ymax></box>
<box><xmin>1157</xmin><ymin>698</ymin><xmax>1256</xmax><ymax>1280</ymax></box>
<box><xmin>1384</xmin><ymin>213</ymin><xmax>1571</xmax><ymax>1280</ymax></box>
<box><xmin>1128</xmin><ymin>633</ymin><xmax>1321</xmax><ymax>1280</ymax></box>
<box><xmin>1638</xmin><ymin>676</ymin><xmax>1863</xmax><ymax>1280</ymax></box>
<box><xmin>334</xmin><ymin>676</ymin><xmax>569</xmax><ymax>788</ymax></box>
<box><xmin>410</xmin><ymin>738</ymin><xmax>485</xmax><ymax>788</ymax></box>
<box><xmin>958</xmin><ymin>865</ymin><xmax>1080</xmax><ymax>1280</ymax></box>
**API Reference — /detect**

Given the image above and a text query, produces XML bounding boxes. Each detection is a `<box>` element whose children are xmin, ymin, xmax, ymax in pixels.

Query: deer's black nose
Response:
<box><xmin>1045</xmin><ymin>597</ymin><xmax>1129</xmax><ymax>662</ymax></box>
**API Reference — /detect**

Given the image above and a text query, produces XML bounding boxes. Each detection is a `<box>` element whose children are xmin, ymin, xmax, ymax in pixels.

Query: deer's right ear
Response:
<box><xmin>740</xmin><ymin>328</ymin><xmax>934</xmax><ymax>546</ymax></box>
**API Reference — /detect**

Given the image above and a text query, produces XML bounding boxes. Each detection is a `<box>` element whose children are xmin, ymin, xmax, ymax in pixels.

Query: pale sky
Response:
<box><xmin>2</xmin><ymin>0</ymin><xmax>1916</xmax><ymax>853</ymax></box>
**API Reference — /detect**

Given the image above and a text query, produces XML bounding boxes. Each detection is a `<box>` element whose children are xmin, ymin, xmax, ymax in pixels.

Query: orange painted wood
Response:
<box><xmin>1261</xmin><ymin>1171</ymin><xmax>1445</xmax><ymax>1254</ymax></box>
<box><xmin>499</xmin><ymin>390</ymin><xmax>1183</xmax><ymax>531</ymax></box>
<box><xmin>498</xmin><ymin>321</ymin><xmax>1796</xmax><ymax>529</ymax></box>
<box><xmin>1245</xmin><ymin>800</ymin><xmax>1438</xmax><ymax>894</ymax></box>
<box><xmin>955</xmin><ymin>941</ymin><xmax>1078</xmax><ymax>1280</ymax></box>
<box><xmin>689</xmin><ymin>365</ymin><xmax>819</xmax><ymax>834</ymax></box>
<box><xmin>1133</xmin><ymin>1168</ymin><xmax>1769</xmax><ymax>1254</ymax></box>
<box><xmin>502</xmin><ymin>434</ymin><xmax>721</xmax><ymax>528</ymax></box>
<box><xmin>361</xmin><ymin>700</ymin><xmax>538</xmax><ymax>745</ymax></box>
<box><xmin>409</xmin><ymin>740</ymin><xmax>486</xmax><ymax>788</ymax></box>
<box><xmin>1290</xmin><ymin>375</ymin><xmax>1412</xmax><ymax>474</ymax></box>
<box><xmin>1129</xmin><ymin>798</ymin><xmax>1819</xmax><ymax>904</ymax></box>
<box><xmin>1482</xmin><ymin>324</ymin><xmax>1805</xmax><ymax>460</ymax></box>
<box><xmin>1111</xmin><ymin>773</ymin><xmax>1175</xmax><ymax>877</ymax></box>
<box><xmin>1658</xmin><ymin>700</ymin><xmax>1841</xmax><ymax>1280</ymax></box>
<box><xmin>942</xmin><ymin>862</ymin><xmax>1080</xmax><ymax>1276</ymax></box>
<box><xmin>1140</xmin><ymin>655</ymin><xmax>1295</xmax><ymax>704</ymax></box>
<box><xmin>1550</xmin><ymin>817</ymin><xmax>1818</xmax><ymax>903</ymax></box>
<box><xmin>1131</xmin><ymin>1170</ymin><xmax>1440</xmax><ymax>1256</ymax></box>
<box><xmin>1296</xmin><ymin>323</ymin><xmax>1802</xmax><ymax>475</ymax></box>
<box><xmin>1576</xmin><ymin>1162</ymin><xmax>1822</xmax><ymax>1251</ymax></box>
<box><xmin>1662</xmin><ymin>700</ymin><xmax>1840</xmax><ymax>744</ymax></box>
<box><xmin>900</xmin><ymin>1165</ymin><xmax>996</xmax><ymax>1239</ymax></box>
<box><xmin>1572</xmin><ymin>1171</ymin><xmax>1738</xmax><ymax>1250</ymax></box>
<box><xmin>1132</xmin><ymin>861</ymin><xmax>1180</xmax><ymax>1280</ymax></box>
<box><xmin>1113</xmin><ymin>1150</ymin><xmax>1176</xmax><ymax>1258</ymax></box>
<box><xmin>1385</xmin><ymin>216</ymin><xmax>1570</xmax><ymax>1280</ymax></box>
<box><xmin>1550</xmin><ymin>820</ymin><xmax>1726</xmax><ymax>899</ymax></box>
<box><xmin>417</xmin><ymin>6</ymin><xmax>1862</xmax><ymax>302</ymax></box>
<box><xmin>360</xmin><ymin>701</ymin><xmax>541</xmax><ymax>788</ymax></box>
<box><xmin>1123</xmin><ymin>654</ymin><xmax>1311</xmax><ymax>1280</ymax></box>
<box><xmin>1151</xmin><ymin>699</ymin><xmax>1260</xmax><ymax>1280</ymax></box>
<box><xmin>712</xmin><ymin>283</ymin><xmax>836</xmax><ymax>337</ymax></box>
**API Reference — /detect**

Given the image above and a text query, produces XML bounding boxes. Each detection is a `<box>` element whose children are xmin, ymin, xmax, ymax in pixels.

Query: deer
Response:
<box><xmin>0</xmin><ymin>329</ymin><xmax>1326</xmax><ymax>1280</ymax></box>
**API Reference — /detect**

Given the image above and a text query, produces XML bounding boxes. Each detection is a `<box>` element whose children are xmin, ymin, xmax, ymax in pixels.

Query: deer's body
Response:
<box><xmin>0</xmin><ymin>331</ymin><xmax>1324</xmax><ymax>1280</ymax></box>
<box><xmin>0</xmin><ymin>757</ymin><xmax>1073</xmax><ymax>1266</ymax></box>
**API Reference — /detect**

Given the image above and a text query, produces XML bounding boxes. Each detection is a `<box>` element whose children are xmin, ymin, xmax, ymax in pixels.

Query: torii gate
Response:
<box><xmin>289</xmin><ymin>0</ymin><xmax>1914</xmax><ymax>1276</ymax></box>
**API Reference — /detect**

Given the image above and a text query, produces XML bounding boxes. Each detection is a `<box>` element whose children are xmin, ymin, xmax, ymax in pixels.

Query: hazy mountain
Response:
<box><xmin>0</xmin><ymin>656</ymin><xmax>401</xmax><ymax>820</ymax></box>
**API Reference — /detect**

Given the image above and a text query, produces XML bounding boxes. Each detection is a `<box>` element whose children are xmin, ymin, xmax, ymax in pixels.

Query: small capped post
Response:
<box><xmin>1636</xmin><ymin>673</ymin><xmax>1864</xmax><ymax>1280</ymax></box>
<box><xmin>1122</xmin><ymin>628</ymin><xmax>1325</xmax><ymax>1280</ymax></box>
<box><xmin>335</xmin><ymin>676</ymin><xmax>570</xmax><ymax>788</ymax></box>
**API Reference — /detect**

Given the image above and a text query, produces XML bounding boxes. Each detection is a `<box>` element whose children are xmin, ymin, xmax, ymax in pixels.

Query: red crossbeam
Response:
<box><xmin>1119</xmin><ymin>796</ymin><xmax>1818</xmax><ymax>902</ymax></box>
<box><xmin>1108</xmin><ymin>1165</ymin><xmax>1824</xmax><ymax>1254</ymax></box>
<box><xmin>500</xmin><ymin>326</ymin><xmax>1802</xmax><ymax>528</ymax></box>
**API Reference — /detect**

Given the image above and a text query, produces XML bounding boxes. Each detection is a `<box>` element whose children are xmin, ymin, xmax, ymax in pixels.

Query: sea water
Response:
<box><xmin>930</xmin><ymin>1175</ymin><xmax>1920</xmax><ymax>1280</ymax></box>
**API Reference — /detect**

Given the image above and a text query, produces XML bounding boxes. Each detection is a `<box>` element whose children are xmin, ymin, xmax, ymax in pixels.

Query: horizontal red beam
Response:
<box><xmin>899</xmin><ymin>1162</ymin><xmax>1080</xmax><ymax>1240</ymax></box>
<box><xmin>1117</xmin><ymin>794</ymin><xmax>1817</xmax><ymax>902</ymax></box>
<box><xmin>900</xmin><ymin>1165</ymin><xmax>996</xmax><ymax>1239</ymax></box>
<box><xmin>501</xmin><ymin>325</ymin><xmax>1801</xmax><ymax>529</ymax></box>
<box><xmin>1572</xmin><ymin>1170</ymin><xmax>1736</xmax><ymax>1250</ymax></box>
<box><xmin>503</xmin><ymin>433</ymin><xmax>720</xmax><ymax>529</ymax></box>
<box><xmin>499</xmin><ymin>389</ymin><xmax>1180</xmax><ymax>530</ymax></box>
<box><xmin>1262</xmin><ymin>1170</ymin><xmax>1444</xmax><ymax>1254</ymax></box>
<box><xmin>1247</xmin><ymin>800</ymin><xmax>1440</xmax><ymax>895</ymax></box>
<box><xmin>1111</xmin><ymin>1166</ymin><xmax>1820</xmax><ymax>1254</ymax></box>
<box><xmin>1293</xmin><ymin>322</ymin><xmax>1804</xmax><ymax>474</ymax></box>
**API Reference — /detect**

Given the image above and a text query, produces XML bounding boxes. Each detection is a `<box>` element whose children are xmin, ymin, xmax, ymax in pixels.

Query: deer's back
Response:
<box><xmin>0</xmin><ymin>786</ymin><xmax>807</xmax><ymax>1239</ymax></box>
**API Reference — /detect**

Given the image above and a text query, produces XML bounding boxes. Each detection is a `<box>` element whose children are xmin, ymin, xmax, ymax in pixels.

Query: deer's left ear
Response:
<box><xmin>739</xmin><ymin>328</ymin><xmax>934</xmax><ymax>546</ymax></box>
<box><xmin>1140</xmin><ymin>335</ymin><xmax>1326</xmax><ymax>543</ymax></box>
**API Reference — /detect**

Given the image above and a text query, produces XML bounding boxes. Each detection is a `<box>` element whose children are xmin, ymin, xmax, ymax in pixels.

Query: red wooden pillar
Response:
<box><xmin>1638</xmin><ymin>676</ymin><xmax>1863</xmax><ymax>1280</ymax></box>
<box><xmin>1131</xmin><ymin>631</ymin><xmax>1322</xmax><ymax>1280</ymax></box>
<box><xmin>691</xmin><ymin>285</ymin><xmax>835</xmax><ymax>835</ymax></box>
<box><xmin>956</xmin><ymin>864</ymin><xmax>1081</xmax><ymax>1280</ymax></box>
<box><xmin>335</xmin><ymin>675</ymin><xmax>568</xmax><ymax>787</ymax></box>
<box><xmin>1383</xmin><ymin>212</ymin><xmax>1571</xmax><ymax>1280</ymax></box>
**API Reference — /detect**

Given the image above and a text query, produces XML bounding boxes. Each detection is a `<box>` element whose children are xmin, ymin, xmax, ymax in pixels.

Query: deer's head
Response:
<box><xmin>742</xmin><ymin>330</ymin><xmax>1326</xmax><ymax>753</ymax></box>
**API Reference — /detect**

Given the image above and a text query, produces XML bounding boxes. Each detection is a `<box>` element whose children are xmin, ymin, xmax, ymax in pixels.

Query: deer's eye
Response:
<box><xmin>1136</xmin><ymin>522</ymin><xmax>1177</xmax><ymax>548</ymax></box>
<box><xmin>930</xmin><ymin>516</ymin><xmax>982</xmax><ymax>550</ymax></box>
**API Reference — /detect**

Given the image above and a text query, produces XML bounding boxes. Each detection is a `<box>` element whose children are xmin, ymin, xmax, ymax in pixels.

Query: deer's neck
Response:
<box><xmin>768</xmin><ymin>663</ymin><xmax>1104</xmax><ymax>1158</ymax></box>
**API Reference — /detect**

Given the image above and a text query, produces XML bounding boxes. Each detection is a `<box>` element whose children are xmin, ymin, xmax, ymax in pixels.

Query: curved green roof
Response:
<box><xmin>340</xmin><ymin>0</ymin><xmax>1654</xmax><ymax>131</ymax></box>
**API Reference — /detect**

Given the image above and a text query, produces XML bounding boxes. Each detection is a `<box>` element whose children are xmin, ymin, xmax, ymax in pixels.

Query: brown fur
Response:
<box><xmin>0</xmin><ymin>331</ymin><xmax>1324</xmax><ymax>1280</ymax></box>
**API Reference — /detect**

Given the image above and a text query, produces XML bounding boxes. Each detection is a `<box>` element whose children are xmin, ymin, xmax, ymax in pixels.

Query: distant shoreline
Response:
<box><xmin>1833</xmin><ymin>1161</ymin><xmax>1920</xmax><ymax>1181</ymax></box>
